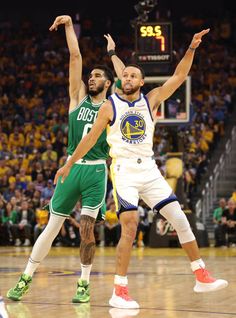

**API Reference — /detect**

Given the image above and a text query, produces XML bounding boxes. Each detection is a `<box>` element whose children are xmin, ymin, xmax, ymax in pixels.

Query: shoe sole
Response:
<box><xmin>72</xmin><ymin>295</ymin><xmax>90</xmax><ymax>303</ymax></box>
<box><xmin>7</xmin><ymin>285</ymin><xmax>30</xmax><ymax>301</ymax></box>
<box><xmin>109</xmin><ymin>297</ymin><xmax>140</xmax><ymax>309</ymax></box>
<box><xmin>109</xmin><ymin>308</ymin><xmax>140</xmax><ymax>316</ymax></box>
<box><xmin>194</xmin><ymin>280</ymin><xmax>228</xmax><ymax>293</ymax></box>
<box><xmin>7</xmin><ymin>294</ymin><xmax>21</xmax><ymax>301</ymax></box>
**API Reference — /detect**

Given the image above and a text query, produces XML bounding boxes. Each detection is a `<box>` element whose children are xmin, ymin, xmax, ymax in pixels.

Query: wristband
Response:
<box><xmin>189</xmin><ymin>46</ymin><xmax>196</xmax><ymax>51</ymax></box>
<box><xmin>108</xmin><ymin>49</ymin><xmax>116</xmax><ymax>57</ymax></box>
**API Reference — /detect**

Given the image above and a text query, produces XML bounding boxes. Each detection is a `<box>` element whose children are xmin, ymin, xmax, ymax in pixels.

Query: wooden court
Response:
<box><xmin>0</xmin><ymin>246</ymin><xmax>235</xmax><ymax>318</ymax></box>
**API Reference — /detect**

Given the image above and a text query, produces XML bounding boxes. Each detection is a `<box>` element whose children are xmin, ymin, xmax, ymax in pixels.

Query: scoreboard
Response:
<box><xmin>135</xmin><ymin>22</ymin><xmax>172</xmax><ymax>63</ymax></box>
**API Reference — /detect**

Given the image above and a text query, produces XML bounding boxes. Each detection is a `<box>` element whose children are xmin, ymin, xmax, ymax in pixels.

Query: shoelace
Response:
<box><xmin>196</xmin><ymin>268</ymin><xmax>215</xmax><ymax>283</ymax></box>
<box><xmin>115</xmin><ymin>285</ymin><xmax>132</xmax><ymax>301</ymax></box>
<box><xmin>77</xmin><ymin>283</ymin><xmax>89</xmax><ymax>295</ymax></box>
<box><xmin>15</xmin><ymin>280</ymin><xmax>27</xmax><ymax>291</ymax></box>
<box><xmin>77</xmin><ymin>286</ymin><xmax>86</xmax><ymax>294</ymax></box>
<box><xmin>201</xmin><ymin>268</ymin><xmax>211</xmax><ymax>278</ymax></box>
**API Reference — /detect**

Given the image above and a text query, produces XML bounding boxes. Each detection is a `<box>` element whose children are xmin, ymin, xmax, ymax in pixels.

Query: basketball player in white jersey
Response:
<box><xmin>54</xmin><ymin>28</ymin><xmax>228</xmax><ymax>309</ymax></box>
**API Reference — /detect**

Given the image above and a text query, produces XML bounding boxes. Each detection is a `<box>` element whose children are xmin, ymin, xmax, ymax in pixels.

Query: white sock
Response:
<box><xmin>23</xmin><ymin>214</ymin><xmax>65</xmax><ymax>277</ymax></box>
<box><xmin>80</xmin><ymin>264</ymin><xmax>92</xmax><ymax>282</ymax></box>
<box><xmin>114</xmin><ymin>275</ymin><xmax>128</xmax><ymax>286</ymax></box>
<box><xmin>24</xmin><ymin>257</ymin><xmax>40</xmax><ymax>277</ymax></box>
<box><xmin>191</xmin><ymin>259</ymin><xmax>205</xmax><ymax>272</ymax></box>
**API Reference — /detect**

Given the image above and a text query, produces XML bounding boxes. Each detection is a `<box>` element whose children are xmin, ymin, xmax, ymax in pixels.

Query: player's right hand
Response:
<box><xmin>54</xmin><ymin>163</ymin><xmax>71</xmax><ymax>184</ymax></box>
<box><xmin>49</xmin><ymin>15</ymin><xmax>72</xmax><ymax>31</ymax></box>
<box><xmin>104</xmin><ymin>34</ymin><xmax>116</xmax><ymax>52</ymax></box>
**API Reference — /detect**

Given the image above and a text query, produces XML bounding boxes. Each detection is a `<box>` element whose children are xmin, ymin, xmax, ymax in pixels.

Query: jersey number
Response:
<box><xmin>82</xmin><ymin>123</ymin><xmax>93</xmax><ymax>138</ymax></box>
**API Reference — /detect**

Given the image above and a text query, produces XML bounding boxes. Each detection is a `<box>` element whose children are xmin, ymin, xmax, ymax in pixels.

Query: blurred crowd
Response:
<box><xmin>0</xmin><ymin>14</ymin><xmax>236</xmax><ymax>247</ymax></box>
<box><xmin>213</xmin><ymin>187</ymin><xmax>236</xmax><ymax>247</ymax></box>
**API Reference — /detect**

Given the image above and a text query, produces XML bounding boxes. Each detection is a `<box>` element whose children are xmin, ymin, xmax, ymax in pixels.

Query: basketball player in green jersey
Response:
<box><xmin>7</xmin><ymin>15</ymin><xmax>125</xmax><ymax>303</ymax></box>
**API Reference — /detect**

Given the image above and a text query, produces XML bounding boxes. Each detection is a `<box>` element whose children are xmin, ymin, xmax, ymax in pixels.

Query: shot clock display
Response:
<box><xmin>135</xmin><ymin>22</ymin><xmax>172</xmax><ymax>63</ymax></box>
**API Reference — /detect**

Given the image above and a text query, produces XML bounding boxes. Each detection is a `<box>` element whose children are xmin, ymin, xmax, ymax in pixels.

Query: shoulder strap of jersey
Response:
<box><xmin>69</xmin><ymin>95</ymin><xmax>89</xmax><ymax>114</ymax></box>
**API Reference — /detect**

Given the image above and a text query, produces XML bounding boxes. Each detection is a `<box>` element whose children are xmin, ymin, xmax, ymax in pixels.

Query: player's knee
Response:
<box><xmin>167</xmin><ymin>214</ymin><xmax>195</xmax><ymax>244</ymax></box>
<box><xmin>120</xmin><ymin>219</ymin><xmax>138</xmax><ymax>242</ymax></box>
<box><xmin>79</xmin><ymin>215</ymin><xmax>95</xmax><ymax>241</ymax></box>
<box><xmin>80</xmin><ymin>227</ymin><xmax>95</xmax><ymax>242</ymax></box>
<box><xmin>159</xmin><ymin>202</ymin><xmax>195</xmax><ymax>244</ymax></box>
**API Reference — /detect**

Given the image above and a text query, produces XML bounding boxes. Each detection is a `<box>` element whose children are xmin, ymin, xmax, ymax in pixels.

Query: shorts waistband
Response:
<box><xmin>113</xmin><ymin>157</ymin><xmax>154</xmax><ymax>164</ymax></box>
<box><xmin>67</xmin><ymin>156</ymin><xmax>106</xmax><ymax>165</ymax></box>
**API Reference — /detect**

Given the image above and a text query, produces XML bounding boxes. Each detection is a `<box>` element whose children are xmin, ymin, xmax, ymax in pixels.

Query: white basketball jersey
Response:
<box><xmin>107</xmin><ymin>92</ymin><xmax>154</xmax><ymax>159</ymax></box>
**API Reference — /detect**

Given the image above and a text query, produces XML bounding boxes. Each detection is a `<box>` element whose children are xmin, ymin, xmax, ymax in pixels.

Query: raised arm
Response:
<box><xmin>49</xmin><ymin>15</ymin><xmax>86</xmax><ymax>111</ymax></box>
<box><xmin>104</xmin><ymin>34</ymin><xmax>125</xmax><ymax>79</ymax></box>
<box><xmin>147</xmin><ymin>28</ymin><xmax>210</xmax><ymax>113</ymax></box>
<box><xmin>54</xmin><ymin>100</ymin><xmax>113</xmax><ymax>184</ymax></box>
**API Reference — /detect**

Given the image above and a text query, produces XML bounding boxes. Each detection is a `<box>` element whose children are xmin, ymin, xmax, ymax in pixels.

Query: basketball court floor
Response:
<box><xmin>0</xmin><ymin>246</ymin><xmax>235</xmax><ymax>318</ymax></box>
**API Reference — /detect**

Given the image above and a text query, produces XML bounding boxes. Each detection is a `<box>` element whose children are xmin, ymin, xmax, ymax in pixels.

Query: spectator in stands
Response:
<box><xmin>52</xmin><ymin>130</ymin><xmax>67</xmax><ymax>159</ymax></box>
<box><xmin>31</xmin><ymin>190</ymin><xmax>41</xmax><ymax>210</ymax></box>
<box><xmin>213</xmin><ymin>198</ymin><xmax>227</xmax><ymax>247</ymax></box>
<box><xmin>3</xmin><ymin>182</ymin><xmax>16</xmax><ymax>202</ymax></box>
<box><xmin>0</xmin><ymin>199</ymin><xmax>9</xmax><ymax>245</ymax></box>
<box><xmin>231</xmin><ymin>186</ymin><xmax>236</xmax><ymax>203</ymax></box>
<box><xmin>0</xmin><ymin>160</ymin><xmax>9</xmax><ymax>179</ymax></box>
<box><xmin>8</xmin><ymin>129</ymin><xmax>25</xmax><ymax>150</ymax></box>
<box><xmin>59</xmin><ymin>212</ymin><xmax>80</xmax><ymax>247</ymax></box>
<box><xmin>31</xmin><ymin>162</ymin><xmax>44</xmax><ymax>181</ymax></box>
<box><xmin>9</xmin><ymin>197</ymin><xmax>20</xmax><ymax>213</ymax></box>
<box><xmin>34</xmin><ymin>201</ymin><xmax>49</xmax><ymax>242</ymax></box>
<box><xmin>42</xmin><ymin>144</ymin><xmax>58</xmax><ymax>162</ymax></box>
<box><xmin>221</xmin><ymin>199</ymin><xmax>236</xmax><ymax>246</ymax></box>
<box><xmin>104</xmin><ymin>201</ymin><xmax>120</xmax><ymax>247</ymax></box>
<box><xmin>34</xmin><ymin>173</ymin><xmax>45</xmax><ymax>193</ymax></box>
<box><xmin>0</xmin><ymin>175</ymin><xmax>9</xmax><ymax>192</ymax></box>
<box><xmin>0</xmin><ymin>142</ymin><xmax>13</xmax><ymax>160</ymax></box>
<box><xmin>41</xmin><ymin>179</ymin><xmax>54</xmax><ymax>201</ymax></box>
<box><xmin>24</xmin><ymin>182</ymin><xmax>35</xmax><ymax>199</ymax></box>
<box><xmin>10</xmin><ymin>200</ymin><xmax>35</xmax><ymax>246</ymax></box>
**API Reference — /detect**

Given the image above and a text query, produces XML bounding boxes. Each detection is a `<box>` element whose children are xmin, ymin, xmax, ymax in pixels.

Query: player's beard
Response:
<box><xmin>88</xmin><ymin>82</ymin><xmax>105</xmax><ymax>96</ymax></box>
<box><xmin>122</xmin><ymin>83</ymin><xmax>140</xmax><ymax>95</ymax></box>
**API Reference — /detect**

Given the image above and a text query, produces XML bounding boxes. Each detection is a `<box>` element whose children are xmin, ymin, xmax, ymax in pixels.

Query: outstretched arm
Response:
<box><xmin>104</xmin><ymin>34</ymin><xmax>125</xmax><ymax>79</ymax></box>
<box><xmin>147</xmin><ymin>28</ymin><xmax>210</xmax><ymax>113</ymax></box>
<box><xmin>49</xmin><ymin>15</ymin><xmax>85</xmax><ymax>111</ymax></box>
<box><xmin>54</xmin><ymin>100</ymin><xmax>113</xmax><ymax>184</ymax></box>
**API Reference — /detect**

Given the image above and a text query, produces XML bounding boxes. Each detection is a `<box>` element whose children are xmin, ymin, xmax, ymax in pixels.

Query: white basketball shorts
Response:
<box><xmin>110</xmin><ymin>157</ymin><xmax>178</xmax><ymax>213</ymax></box>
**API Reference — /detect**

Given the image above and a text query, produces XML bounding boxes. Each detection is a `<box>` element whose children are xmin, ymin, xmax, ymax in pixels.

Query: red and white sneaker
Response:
<box><xmin>109</xmin><ymin>285</ymin><xmax>139</xmax><ymax>309</ymax></box>
<box><xmin>193</xmin><ymin>268</ymin><xmax>228</xmax><ymax>293</ymax></box>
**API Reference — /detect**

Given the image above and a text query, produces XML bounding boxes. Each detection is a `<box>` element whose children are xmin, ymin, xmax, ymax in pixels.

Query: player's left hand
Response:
<box><xmin>190</xmin><ymin>28</ymin><xmax>210</xmax><ymax>49</ymax></box>
<box><xmin>104</xmin><ymin>34</ymin><xmax>116</xmax><ymax>52</ymax></box>
<box><xmin>54</xmin><ymin>163</ymin><xmax>71</xmax><ymax>184</ymax></box>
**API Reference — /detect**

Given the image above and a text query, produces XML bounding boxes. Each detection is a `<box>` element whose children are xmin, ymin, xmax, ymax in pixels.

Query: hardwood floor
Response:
<box><xmin>0</xmin><ymin>246</ymin><xmax>235</xmax><ymax>318</ymax></box>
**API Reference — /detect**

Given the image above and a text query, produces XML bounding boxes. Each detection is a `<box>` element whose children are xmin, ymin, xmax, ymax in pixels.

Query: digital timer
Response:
<box><xmin>135</xmin><ymin>22</ymin><xmax>172</xmax><ymax>63</ymax></box>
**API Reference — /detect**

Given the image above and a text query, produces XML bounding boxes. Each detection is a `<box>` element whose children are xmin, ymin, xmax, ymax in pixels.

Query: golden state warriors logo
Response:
<box><xmin>120</xmin><ymin>112</ymin><xmax>146</xmax><ymax>144</ymax></box>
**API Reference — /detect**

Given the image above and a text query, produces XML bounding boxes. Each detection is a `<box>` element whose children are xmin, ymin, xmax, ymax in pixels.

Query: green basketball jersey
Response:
<box><xmin>67</xmin><ymin>95</ymin><xmax>109</xmax><ymax>160</ymax></box>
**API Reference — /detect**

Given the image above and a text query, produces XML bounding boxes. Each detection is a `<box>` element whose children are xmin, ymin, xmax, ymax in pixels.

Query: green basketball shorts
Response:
<box><xmin>50</xmin><ymin>162</ymin><xmax>107</xmax><ymax>218</ymax></box>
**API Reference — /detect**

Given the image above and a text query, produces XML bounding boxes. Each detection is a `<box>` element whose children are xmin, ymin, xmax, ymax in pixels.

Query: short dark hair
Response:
<box><xmin>93</xmin><ymin>65</ymin><xmax>114</xmax><ymax>96</ymax></box>
<box><xmin>125</xmin><ymin>64</ymin><xmax>145</xmax><ymax>79</ymax></box>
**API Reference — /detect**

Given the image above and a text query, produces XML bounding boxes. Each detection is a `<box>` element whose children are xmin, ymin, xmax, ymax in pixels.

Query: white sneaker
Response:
<box><xmin>109</xmin><ymin>308</ymin><xmax>140</xmax><ymax>318</ymax></box>
<box><xmin>23</xmin><ymin>239</ymin><xmax>31</xmax><ymax>247</ymax></box>
<box><xmin>0</xmin><ymin>297</ymin><xmax>9</xmax><ymax>318</ymax></box>
<box><xmin>193</xmin><ymin>268</ymin><xmax>228</xmax><ymax>293</ymax></box>
<box><xmin>15</xmin><ymin>239</ymin><xmax>21</xmax><ymax>246</ymax></box>
<box><xmin>109</xmin><ymin>285</ymin><xmax>139</xmax><ymax>309</ymax></box>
